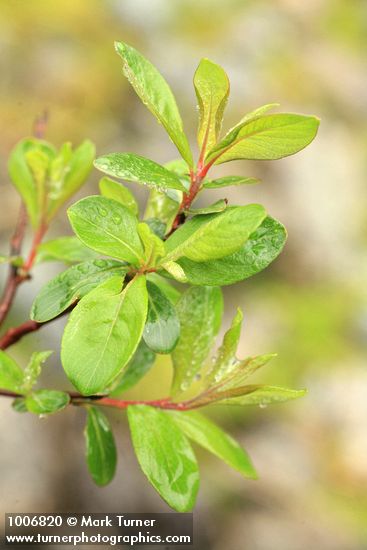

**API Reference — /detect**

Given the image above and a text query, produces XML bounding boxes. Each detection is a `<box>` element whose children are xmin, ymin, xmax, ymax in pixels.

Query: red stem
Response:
<box><xmin>82</xmin><ymin>396</ymin><xmax>192</xmax><ymax>411</ymax></box>
<box><xmin>0</xmin><ymin>205</ymin><xmax>28</xmax><ymax>327</ymax></box>
<box><xmin>23</xmin><ymin>222</ymin><xmax>47</xmax><ymax>272</ymax></box>
<box><xmin>0</xmin><ymin>113</ymin><xmax>49</xmax><ymax>328</ymax></box>
<box><xmin>0</xmin><ymin>389</ymin><xmax>204</xmax><ymax>412</ymax></box>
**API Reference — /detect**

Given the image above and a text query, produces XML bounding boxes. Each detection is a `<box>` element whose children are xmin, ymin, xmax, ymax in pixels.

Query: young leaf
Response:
<box><xmin>161</xmin><ymin>261</ymin><xmax>188</xmax><ymax>283</ymax></box>
<box><xmin>228</xmin><ymin>103</ymin><xmax>280</xmax><ymax>132</ymax></box>
<box><xmin>163</xmin><ymin>205</ymin><xmax>266</xmax><ymax>263</ymax></box>
<box><xmin>22</xmin><ymin>350</ymin><xmax>53</xmax><ymax>393</ymax></box>
<box><xmin>206</xmin><ymin>113</ymin><xmax>320</xmax><ymax>164</ymax></box>
<box><xmin>99</xmin><ymin>177</ymin><xmax>139</xmax><ymax>216</ymax></box>
<box><xmin>68</xmin><ymin>196</ymin><xmax>144</xmax><ymax>265</ymax></box>
<box><xmin>12</xmin><ymin>398</ymin><xmax>28</xmax><ymax>413</ymax></box>
<box><xmin>84</xmin><ymin>406</ymin><xmax>117</xmax><ymax>486</ymax></box>
<box><xmin>31</xmin><ymin>259</ymin><xmax>126</xmax><ymax>322</ymax></box>
<box><xmin>194</xmin><ymin>58</ymin><xmax>229</xmax><ymax>154</ymax></box>
<box><xmin>0</xmin><ymin>351</ymin><xmax>24</xmax><ymax>392</ymax></box>
<box><xmin>164</xmin><ymin>159</ymin><xmax>190</xmax><ymax>177</ymax></box>
<box><xmin>203</xmin><ymin>308</ymin><xmax>277</xmax><ymax>392</ymax></box>
<box><xmin>138</xmin><ymin>223</ymin><xmax>165</xmax><ymax>267</ymax></box>
<box><xmin>203</xmin><ymin>176</ymin><xmax>259</xmax><ymax>189</ymax></box>
<box><xmin>115</xmin><ymin>42</ymin><xmax>193</xmax><ymax>167</ymax></box>
<box><xmin>8</xmin><ymin>138</ymin><xmax>56</xmax><ymax>228</ymax></box>
<box><xmin>95</xmin><ymin>153</ymin><xmax>186</xmax><ymax>192</ymax></box>
<box><xmin>36</xmin><ymin>237</ymin><xmax>98</xmax><ymax>265</ymax></box>
<box><xmin>186</xmin><ymin>199</ymin><xmax>227</xmax><ymax>215</ymax></box>
<box><xmin>47</xmin><ymin>140</ymin><xmax>95</xmax><ymax>220</ymax></box>
<box><xmin>127</xmin><ymin>405</ymin><xmax>199</xmax><ymax>512</ymax></box>
<box><xmin>0</xmin><ymin>255</ymin><xmax>23</xmax><ymax>266</ymax></box>
<box><xmin>61</xmin><ymin>275</ymin><xmax>148</xmax><ymax>395</ymax></box>
<box><xmin>143</xmin><ymin>281</ymin><xmax>180</xmax><ymax>354</ymax></box>
<box><xmin>171</xmin><ymin>286</ymin><xmax>223</xmax><ymax>395</ymax></box>
<box><xmin>144</xmin><ymin>189</ymin><xmax>181</xmax><ymax>234</ymax></box>
<box><xmin>206</xmin><ymin>308</ymin><xmax>243</xmax><ymax>387</ymax></box>
<box><xmin>178</xmin><ymin>216</ymin><xmax>286</xmax><ymax>285</ymax></box>
<box><xmin>170</xmin><ymin>411</ymin><xmax>257</xmax><ymax>479</ymax></box>
<box><xmin>209</xmin><ymin>385</ymin><xmax>307</xmax><ymax>406</ymax></box>
<box><xmin>25</xmin><ymin>390</ymin><xmax>70</xmax><ymax>415</ymax></box>
<box><xmin>215</xmin><ymin>354</ymin><xmax>276</xmax><ymax>392</ymax></box>
<box><xmin>109</xmin><ymin>340</ymin><xmax>155</xmax><ymax>396</ymax></box>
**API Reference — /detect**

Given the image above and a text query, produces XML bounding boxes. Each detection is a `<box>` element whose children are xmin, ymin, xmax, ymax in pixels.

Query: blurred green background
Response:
<box><xmin>1</xmin><ymin>1</ymin><xmax>367</xmax><ymax>548</ymax></box>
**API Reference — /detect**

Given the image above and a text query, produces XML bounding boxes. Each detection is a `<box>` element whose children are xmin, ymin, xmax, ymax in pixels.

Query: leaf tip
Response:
<box><xmin>114</xmin><ymin>41</ymin><xmax>125</xmax><ymax>55</ymax></box>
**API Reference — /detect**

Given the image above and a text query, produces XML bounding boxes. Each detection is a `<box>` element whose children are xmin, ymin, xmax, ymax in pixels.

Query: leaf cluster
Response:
<box><xmin>1</xmin><ymin>41</ymin><xmax>318</xmax><ymax>511</ymax></box>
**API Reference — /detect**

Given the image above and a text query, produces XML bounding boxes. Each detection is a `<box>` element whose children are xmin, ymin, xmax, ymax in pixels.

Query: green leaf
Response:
<box><xmin>25</xmin><ymin>390</ymin><xmax>70</xmax><ymax>415</ymax></box>
<box><xmin>171</xmin><ymin>286</ymin><xmax>223</xmax><ymax>395</ymax></box>
<box><xmin>36</xmin><ymin>237</ymin><xmax>98</xmax><ymax>264</ymax></box>
<box><xmin>203</xmin><ymin>308</ymin><xmax>276</xmax><ymax>390</ymax></box>
<box><xmin>95</xmin><ymin>153</ymin><xmax>186</xmax><ymax>192</ymax></box>
<box><xmin>210</xmin><ymin>385</ymin><xmax>307</xmax><ymax>406</ymax></box>
<box><xmin>61</xmin><ymin>275</ymin><xmax>148</xmax><ymax>395</ymax></box>
<box><xmin>143</xmin><ymin>281</ymin><xmax>180</xmax><ymax>354</ymax></box>
<box><xmin>203</xmin><ymin>176</ymin><xmax>260</xmax><ymax>189</ymax></box>
<box><xmin>186</xmin><ymin>199</ymin><xmax>227</xmax><ymax>215</ymax></box>
<box><xmin>67</xmin><ymin>196</ymin><xmax>144</xmax><ymax>265</ymax></box>
<box><xmin>228</xmin><ymin>103</ymin><xmax>280</xmax><ymax>131</ymax></box>
<box><xmin>206</xmin><ymin>113</ymin><xmax>320</xmax><ymax>164</ymax></box>
<box><xmin>8</xmin><ymin>138</ymin><xmax>56</xmax><ymax>227</ymax></box>
<box><xmin>137</xmin><ymin>223</ymin><xmax>165</xmax><ymax>267</ymax></box>
<box><xmin>22</xmin><ymin>350</ymin><xmax>53</xmax><ymax>393</ymax></box>
<box><xmin>161</xmin><ymin>261</ymin><xmax>188</xmax><ymax>283</ymax></box>
<box><xmin>144</xmin><ymin>218</ymin><xmax>166</xmax><ymax>239</ymax></box>
<box><xmin>31</xmin><ymin>259</ymin><xmax>126</xmax><ymax>322</ymax></box>
<box><xmin>47</xmin><ymin>140</ymin><xmax>95</xmax><ymax>220</ymax></box>
<box><xmin>84</xmin><ymin>406</ymin><xmax>117</xmax><ymax>486</ymax></box>
<box><xmin>178</xmin><ymin>216</ymin><xmax>286</xmax><ymax>286</ymax></box>
<box><xmin>164</xmin><ymin>159</ymin><xmax>190</xmax><ymax>177</ymax></box>
<box><xmin>115</xmin><ymin>41</ymin><xmax>193</xmax><ymax>167</ymax></box>
<box><xmin>0</xmin><ymin>351</ymin><xmax>24</xmax><ymax>392</ymax></box>
<box><xmin>0</xmin><ymin>255</ymin><xmax>23</xmax><ymax>266</ymax></box>
<box><xmin>127</xmin><ymin>405</ymin><xmax>199</xmax><ymax>512</ymax></box>
<box><xmin>204</xmin><ymin>104</ymin><xmax>279</xmax><ymax>165</ymax></box>
<box><xmin>194</xmin><ymin>58</ymin><xmax>229</xmax><ymax>153</ymax></box>
<box><xmin>163</xmin><ymin>205</ymin><xmax>266</xmax><ymax>263</ymax></box>
<box><xmin>216</xmin><ymin>354</ymin><xmax>277</xmax><ymax>392</ymax></box>
<box><xmin>12</xmin><ymin>398</ymin><xmax>28</xmax><ymax>413</ymax></box>
<box><xmin>170</xmin><ymin>411</ymin><xmax>257</xmax><ymax>479</ymax></box>
<box><xmin>109</xmin><ymin>340</ymin><xmax>155</xmax><ymax>396</ymax></box>
<box><xmin>146</xmin><ymin>273</ymin><xmax>181</xmax><ymax>305</ymax></box>
<box><xmin>99</xmin><ymin>177</ymin><xmax>139</xmax><ymax>216</ymax></box>
<box><xmin>206</xmin><ymin>308</ymin><xmax>243</xmax><ymax>387</ymax></box>
<box><xmin>144</xmin><ymin>189</ymin><xmax>181</xmax><ymax>234</ymax></box>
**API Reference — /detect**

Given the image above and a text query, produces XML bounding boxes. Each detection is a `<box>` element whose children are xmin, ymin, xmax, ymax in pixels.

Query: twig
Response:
<box><xmin>0</xmin><ymin>388</ymin><xmax>202</xmax><ymax>412</ymax></box>
<box><xmin>0</xmin><ymin>304</ymin><xmax>75</xmax><ymax>350</ymax></box>
<box><xmin>167</xmin><ymin>161</ymin><xmax>211</xmax><ymax>237</ymax></box>
<box><xmin>0</xmin><ymin>204</ymin><xmax>28</xmax><ymax>327</ymax></box>
<box><xmin>0</xmin><ymin>320</ymin><xmax>41</xmax><ymax>350</ymax></box>
<box><xmin>0</xmin><ymin>112</ymin><xmax>50</xmax><ymax>328</ymax></box>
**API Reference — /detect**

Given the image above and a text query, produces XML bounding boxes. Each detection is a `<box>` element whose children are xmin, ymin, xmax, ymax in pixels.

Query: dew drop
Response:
<box><xmin>94</xmin><ymin>259</ymin><xmax>105</xmax><ymax>268</ymax></box>
<box><xmin>99</xmin><ymin>207</ymin><xmax>108</xmax><ymax>217</ymax></box>
<box><xmin>112</xmin><ymin>215</ymin><xmax>121</xmax><ymax>225</ymax></box>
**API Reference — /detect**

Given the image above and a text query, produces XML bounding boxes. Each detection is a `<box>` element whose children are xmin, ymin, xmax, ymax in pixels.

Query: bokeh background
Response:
<box><xmin>1</xmin><ymin>1</ymin><xmax>367</xmax><ymax>548</ymax></box>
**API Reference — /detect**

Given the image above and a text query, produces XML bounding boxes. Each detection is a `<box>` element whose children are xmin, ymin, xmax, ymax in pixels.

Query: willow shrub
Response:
<box><xmin>0</xmin><ymin>42</ymin><xmax>319</xmax><ymax>512</ymax></box>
